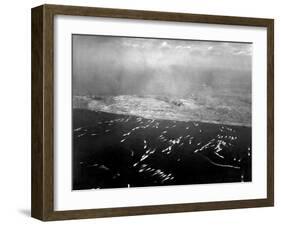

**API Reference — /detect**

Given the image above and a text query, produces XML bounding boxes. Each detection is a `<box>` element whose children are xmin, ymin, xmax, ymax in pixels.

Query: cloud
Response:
<box><xmin>175</xmin><ymin>45</ymin><xmax>192</xmax><ymax>49</ymax></box>
<box><xmin>72</xmin><ymin>35</ymin><xmax>252</xmax><ymax>96</ymax></box>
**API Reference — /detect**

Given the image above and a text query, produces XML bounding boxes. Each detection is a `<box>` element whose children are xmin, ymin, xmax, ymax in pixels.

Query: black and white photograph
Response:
<box><xmin>72</xmin><ymin>34</ymin><xmax>252</xmax><ymax>190</ymax></box>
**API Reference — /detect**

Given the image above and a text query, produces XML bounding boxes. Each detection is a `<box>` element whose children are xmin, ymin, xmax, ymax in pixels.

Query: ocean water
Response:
<box><xmin>72</xmin><ymin>109</ymin><xmax>251</xmax><ymax>190</ymax></box>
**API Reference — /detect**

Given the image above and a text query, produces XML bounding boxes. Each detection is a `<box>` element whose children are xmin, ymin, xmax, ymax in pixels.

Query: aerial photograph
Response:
<box><xmin>72</xmin><ymin>34</ymin><xmax>252</xmax><ymax>190</ymax></box>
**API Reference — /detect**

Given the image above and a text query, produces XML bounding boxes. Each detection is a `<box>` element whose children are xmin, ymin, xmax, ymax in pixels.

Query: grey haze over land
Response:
<box><xmin>72</xmin><ymin>35</ymin><xmax>252</xmax><ymax>97</ymax></box>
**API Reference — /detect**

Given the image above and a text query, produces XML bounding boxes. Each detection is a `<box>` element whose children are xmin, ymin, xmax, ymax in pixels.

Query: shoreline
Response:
<box><xmin>73</xmin><ymin>107</ymin><xmax>251</xmax><ymax>128</ymax></box>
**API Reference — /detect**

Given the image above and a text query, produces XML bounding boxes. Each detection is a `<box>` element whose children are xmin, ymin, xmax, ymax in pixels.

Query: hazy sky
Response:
<box><xmin>72</xmin><ymin>35</ymin><xmax>252</xmax><ymax>96</ymax></box>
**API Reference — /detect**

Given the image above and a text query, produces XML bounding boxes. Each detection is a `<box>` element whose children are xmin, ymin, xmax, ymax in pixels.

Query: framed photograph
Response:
<box><xmin>31</xmin><ymin>4</ymin><xmax>274</xmax><ymax>221</ymax></box>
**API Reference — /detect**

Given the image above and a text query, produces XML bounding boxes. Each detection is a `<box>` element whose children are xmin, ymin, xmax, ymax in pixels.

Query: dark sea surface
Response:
<box><xmin>72</xmin><ymin>109</ymin><xmax>252</xmax><ymax>190</ymax></box>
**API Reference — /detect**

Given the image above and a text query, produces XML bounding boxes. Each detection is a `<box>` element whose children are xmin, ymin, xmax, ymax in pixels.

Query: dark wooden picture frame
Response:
<box><xmin>31</xmin><ymin>4</ymin><xmax>274</xmax><ymax>221</ymax></box>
